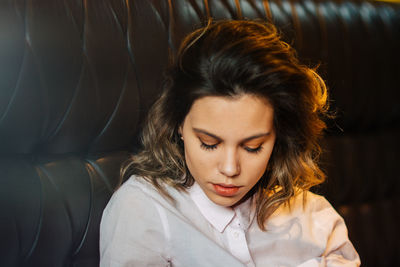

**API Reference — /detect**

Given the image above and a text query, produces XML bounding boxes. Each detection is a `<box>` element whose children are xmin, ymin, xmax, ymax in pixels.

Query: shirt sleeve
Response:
<box><xmin>99</xmin><ymin>184</ymin><xmax>170</xmax><ymax>267</ymax></box>
<box><xmin>304</xmin><ymin>194</ymin><xmax>361</xmax><ymax>267</ymax></box>
<box><xmin>322</xmin><ymin>207</ymin><xmax>361</xmax><ymax>267</ymax></box>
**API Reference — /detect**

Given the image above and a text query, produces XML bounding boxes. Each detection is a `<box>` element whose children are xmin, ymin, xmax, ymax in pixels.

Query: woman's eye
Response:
<box><xmin>244</xmin><ymin>145</ymin><xmax>263</xmax><ymax>154</ymax></box>
<box><xmin>200</xmin><ymin>142</ymin><xmax>218</xmax><ymax>151</ymax></box>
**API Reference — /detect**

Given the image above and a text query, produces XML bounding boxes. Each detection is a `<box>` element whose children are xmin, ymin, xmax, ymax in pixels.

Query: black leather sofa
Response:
<box><xmin>1</xmin><ymin>0</ymin><xmax>399</xmax><ymax>266</ymax></box>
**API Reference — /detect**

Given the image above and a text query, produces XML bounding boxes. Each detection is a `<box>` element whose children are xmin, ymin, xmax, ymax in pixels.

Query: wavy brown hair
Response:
<box><xmin>121</xmin><ymin>19</ymin><xmax>329</xmax><ymax>230</ymax></box>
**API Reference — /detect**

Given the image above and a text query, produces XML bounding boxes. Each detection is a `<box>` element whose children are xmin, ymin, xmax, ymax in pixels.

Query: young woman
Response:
<box><xmin>100</xmin><ymin>20</ymin><xmax>360</xmax><ymax>266</ymax></box>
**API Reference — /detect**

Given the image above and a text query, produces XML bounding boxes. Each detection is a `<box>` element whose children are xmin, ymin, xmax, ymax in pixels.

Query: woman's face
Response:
<box><xmin>180</xmin><ymin>94</ymin><xmax>276</xmax><ymax>207</ymax></box>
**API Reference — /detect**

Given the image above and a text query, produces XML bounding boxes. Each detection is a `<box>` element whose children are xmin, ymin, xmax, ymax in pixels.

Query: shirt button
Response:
<box><xmin>233</xmin><ymin>231</ymin><xmax>239</xmax><ymax>238</ymax></box>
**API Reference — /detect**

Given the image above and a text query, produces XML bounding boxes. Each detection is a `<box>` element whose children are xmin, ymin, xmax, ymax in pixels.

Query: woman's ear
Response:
<box><xmin>178</xmin><ymin>125</ymin><xmax>184</xmax><ymax>140</ymax></box>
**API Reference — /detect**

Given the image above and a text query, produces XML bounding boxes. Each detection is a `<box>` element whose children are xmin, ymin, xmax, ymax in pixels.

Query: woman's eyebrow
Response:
<box><xmin>241</xmin><ymin>133</ymin><xmax>271</xmax><ymax>142</ymax></box>
<box><xmin>193</xmin><ymin>128</ymin><xmax>221</xmax><ymax>140</ymax></box>
<box><xmin>193</xmin><ymin>128</ymin><xmax>270</xmax><ymax>142</ymax></box>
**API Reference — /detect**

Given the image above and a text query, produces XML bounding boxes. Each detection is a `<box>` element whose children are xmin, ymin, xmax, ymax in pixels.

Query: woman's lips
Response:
<box><xmin>212</xmin><ymin>183</ymin><xmax>241</xmax><ymax>197</ymax></box>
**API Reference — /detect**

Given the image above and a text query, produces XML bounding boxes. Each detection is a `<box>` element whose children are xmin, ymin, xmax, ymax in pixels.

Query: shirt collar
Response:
<box><xmin>188</xmin><ymin>182</ymin><xmax>255</xmax><ymax>233</ymax></box>
<box><xmin>234</xmin><ymin>194</ymin><xmax>256</xmax><ymax>231</ymax></box>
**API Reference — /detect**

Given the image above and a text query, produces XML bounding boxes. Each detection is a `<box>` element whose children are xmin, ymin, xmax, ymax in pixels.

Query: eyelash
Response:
<box><xmin>200</xmin><ymin>141</ymin><xmax>263</xmax><ymax>154</ymax></box>
<box><xmin>244</xmin><ymin>146</ymin><xmax>263</xmax><ymax>154</ymax></box>
<box><xmin>200</xmin><ymin>142</ymin><xmax>218</xmax><ymax>151</ymax></box>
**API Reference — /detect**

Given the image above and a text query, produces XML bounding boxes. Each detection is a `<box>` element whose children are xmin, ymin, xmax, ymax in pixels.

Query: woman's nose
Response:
<box><xmin>218</xmin><ymin>147</ymin><xmax>240</xmax><ymax>177</ymax></box>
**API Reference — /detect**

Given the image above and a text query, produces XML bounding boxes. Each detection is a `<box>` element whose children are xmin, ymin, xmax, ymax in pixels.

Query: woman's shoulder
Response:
<box><xmin>289</xmin><ymin>190</ymin><xmax>345</xmax><ymax>229</ymax></box>
<box><xmin>104</xmin><ymin>175</ymin><xmax>189</xmax><ymax>218</ymax></box>
<box><xmin>300</xmin><ymin>190</ymin><xmax>334</xmax><ymax>211</ymax></box>
<box><xmin>108</xmin><ymin>175</ymin><xmax>173</xmax><ymax>206</ymax></box>
<box><xmin>102</xmin><ymin>176</ymin><xmax>156</xmax><ymax>216</ymax></box>
<box><xmin>266</xmin><ymin>190</ymin><xmax>345</xmax><ymax>242</ymax></box>
<box><xmin>270</xmin><ymin>189</ymin><xmax>340</xmax><ymax>222</ymax></box>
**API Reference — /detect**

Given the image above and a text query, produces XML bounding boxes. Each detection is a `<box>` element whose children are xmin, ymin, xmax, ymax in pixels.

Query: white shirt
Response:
<box><xmin>100</xmin><ymin>176</ymin><xmax>360</xmax><ymax>267</ymax></box>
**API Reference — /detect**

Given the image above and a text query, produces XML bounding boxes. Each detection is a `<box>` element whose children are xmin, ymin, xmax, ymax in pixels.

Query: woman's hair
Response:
<box><xmin>121</xmin><ymin>19</ymin><xmax>329</xmax><ymax>230</ymax></box>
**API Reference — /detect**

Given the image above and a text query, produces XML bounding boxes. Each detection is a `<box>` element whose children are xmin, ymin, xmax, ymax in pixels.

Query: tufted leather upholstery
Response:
<box><xmin>1</xmin><ymin>0</ymin><xmax>399</xmax><ymax>266</ymax></box>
